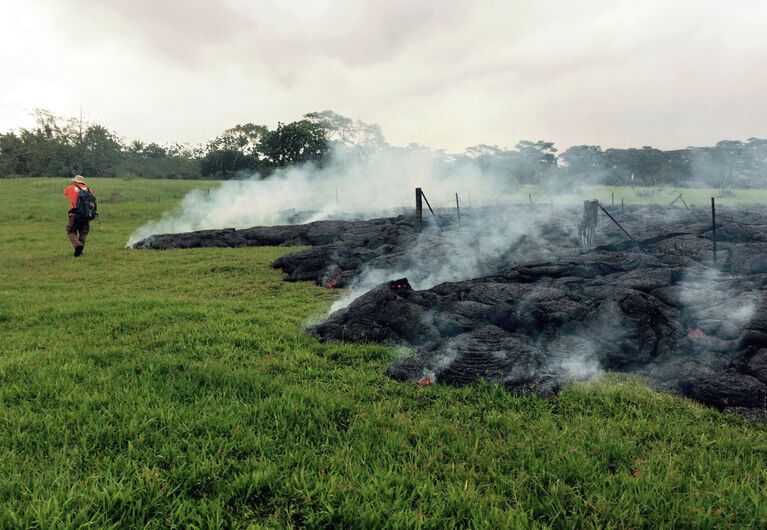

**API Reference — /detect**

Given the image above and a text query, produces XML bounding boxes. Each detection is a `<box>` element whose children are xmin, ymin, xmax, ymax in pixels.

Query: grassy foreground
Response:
<box><xmin>1</xmin><ymin>177</ymin><xmax>766</xmax><ymax>528</ymax></box>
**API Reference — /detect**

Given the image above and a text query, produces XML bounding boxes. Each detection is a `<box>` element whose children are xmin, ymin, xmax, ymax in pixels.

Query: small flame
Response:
<box><xmin>388</xmin><ymin>278</ymin><xmax>412</xmax><ymax>291</ymax></box>
<box><xmin>688</xmin><ymin>327</ymin><xmax>705</xmax><ymax>339</ymax></box>
<box><xmin>325</xmin><ymin>275</ymin><xmax>342</xmax><ymax>289</ymax></box>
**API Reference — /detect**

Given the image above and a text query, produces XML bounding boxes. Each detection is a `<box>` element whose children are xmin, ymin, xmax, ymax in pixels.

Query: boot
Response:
<box><xmin>74</xmin><ymin>245</ymin><xmax>84</xmax><ymax>257</ymax></box>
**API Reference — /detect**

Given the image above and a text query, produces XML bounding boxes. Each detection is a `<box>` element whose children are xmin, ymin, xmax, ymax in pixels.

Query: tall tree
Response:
<box><xmin>200</xmin><ymin>123</ymin><xmax>268</xmax><ymax>177</ymax></box>
<box><xmin>81</xmin><ymin>124</ymin><xmax>122</xmax><ymax>177</ymax></box>
<box><xmin>0</xmin><ymin>132</ymin><xmax>27</xmax><ymax>176</ymax></box>
<box><xmin>304</xmin><ymin>110</ymin><xmax>385</xmax><ymax>149</ymax></box>
<box><xmin>511</xmin><ymin>140</ymin><xmax>558</xmax><ymax>183</ymax></box>
<box><xmin>259</xmin><ymin>120</ymin><xmax>328</xmax><ymax>167</ymax></box>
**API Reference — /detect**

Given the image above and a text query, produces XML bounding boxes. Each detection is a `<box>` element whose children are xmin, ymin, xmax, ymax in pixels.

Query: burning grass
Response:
<box><xmin>1</xmin><ymin>178</ymin><xmax>767</xmax><ymax>527</ymax></box>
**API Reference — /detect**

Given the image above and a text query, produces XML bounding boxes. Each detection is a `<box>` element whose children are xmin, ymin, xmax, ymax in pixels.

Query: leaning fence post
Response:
<box><xmin>597</xmin><ymin>201</ymin><xmax>639</xmax><ymax>247</ymax></box>
<box><xmin>669</xmin><ymin>193</ymin><xmax>683</xmax><ymax>207</ymax></box>
<box><xmin>455</xmin><ymin>193</ymin><xmax>461</xmax><ymax>226</ymax></box>
<box><xmin>711</xmin><ymin>197</ymin><xmax>717</xmax><ymax>265</ymax></box>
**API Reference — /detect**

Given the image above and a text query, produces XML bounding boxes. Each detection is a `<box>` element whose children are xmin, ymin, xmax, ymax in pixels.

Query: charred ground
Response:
<box><xmin>136</xmin><ymin>204</ymin><xmax>767</xmax><ymax>414</ymax></box>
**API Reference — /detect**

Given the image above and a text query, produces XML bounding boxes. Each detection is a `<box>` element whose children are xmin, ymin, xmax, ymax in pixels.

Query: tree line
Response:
<box><xmin>1</xmin><ymin>109</ymin><xmax>766</xmax><ymax>189</ymax></box>
<box><xmin>0</xmin><ymin>110</ymin><xmax>329</xmax><ymax>180</ymax></box>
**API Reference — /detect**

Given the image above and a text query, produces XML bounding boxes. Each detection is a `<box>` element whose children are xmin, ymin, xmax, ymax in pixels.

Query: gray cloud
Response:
<box><xmin>54</xmin><ymin>0</ymin><xmax>468</xmax><ymax>69</ymax></box>
<box><xmin>1</xmin><ymin>0</ymin><xmax>766</xmax><ymax>150</ymax></box>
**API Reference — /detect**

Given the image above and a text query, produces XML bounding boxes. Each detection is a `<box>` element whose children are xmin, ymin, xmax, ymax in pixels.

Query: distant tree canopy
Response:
<box><xmin>0</xmin><ymin>110</ymin><xmax>330</xmax><ymax>180</ymax></box>
<box><xmin>1</xmin><ymin>108</ymin><xmax>766</xmax><ymax>189</ymax></box>
<box><xmin>557</xmin><ymin>139</ymin><xmax>767</xmax><ymax>189</ymax></box>
<box><xmin>199</xmin><ymin>123</ymin><xmax>269</xmax><ymax>177</ymax></box>
<box><xmin>260</xmin><ymin>120</ymin><xmax>328</xmax><ymax>168</ymax></box>
<box><xmin>0</xmin><ymin>110</ymin><xmax>201</xmax><ymax>179</ymax></box>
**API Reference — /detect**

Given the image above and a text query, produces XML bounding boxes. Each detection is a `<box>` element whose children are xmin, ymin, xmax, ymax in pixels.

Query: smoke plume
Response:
<box><xmin>127</xmin><ymin>144</ymin><xmax>512</xmax><ymax>247</ymax></box>
<box><xmin>328</xmin><ymin>207</ymin><xmax>565</xmax><ymax>312</ymax></box>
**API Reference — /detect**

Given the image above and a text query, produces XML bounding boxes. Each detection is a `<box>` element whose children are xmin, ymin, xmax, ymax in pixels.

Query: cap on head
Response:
<box><xmin>72</xmin><ymin>175</ymin><xmax>86</xmax><ymax>184</ymax></box>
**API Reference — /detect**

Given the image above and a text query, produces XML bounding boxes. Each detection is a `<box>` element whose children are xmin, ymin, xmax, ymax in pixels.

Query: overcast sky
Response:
<box><xmin>1</xmin><ymin>0</ymin><xmax>765</xmax><ymax>151</ymax></box>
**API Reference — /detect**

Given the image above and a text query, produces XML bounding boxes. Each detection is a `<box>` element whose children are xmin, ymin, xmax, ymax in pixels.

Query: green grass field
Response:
<box><xmin>1</xmin><ymin>177</ymin><xmax>767</xmax><ymax>528</ymax></box>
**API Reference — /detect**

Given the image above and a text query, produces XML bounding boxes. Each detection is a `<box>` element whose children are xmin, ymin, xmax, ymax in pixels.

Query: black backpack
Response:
<box><xmin>74</xmin><ymin>187</ymin><xmax>97</xmax><ymax>221</ymax></box>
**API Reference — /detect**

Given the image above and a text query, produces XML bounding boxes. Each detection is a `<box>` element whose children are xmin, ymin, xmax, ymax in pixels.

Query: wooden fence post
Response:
<box><xmin>415</xmin><ymin>187</ymin><xmax>423</xmax><ymax>228</ymax></box>
<box><xmin>711</xmin><ymin>197</ymin><xmax>717</xmax><ymax>264</ymax></box>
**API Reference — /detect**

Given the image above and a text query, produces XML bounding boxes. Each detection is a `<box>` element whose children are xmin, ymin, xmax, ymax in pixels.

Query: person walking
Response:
<box><xmin>63</xmin><ymin>175</ymin><xmax>97</xmax><ymax>257</ymax></box>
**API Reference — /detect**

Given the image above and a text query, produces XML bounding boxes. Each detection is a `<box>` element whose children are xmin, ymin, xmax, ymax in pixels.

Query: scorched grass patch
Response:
<box><xmin>0</xmin><ymin>177</ymin><xmax>766</xmax><ymax>528</ymax></box>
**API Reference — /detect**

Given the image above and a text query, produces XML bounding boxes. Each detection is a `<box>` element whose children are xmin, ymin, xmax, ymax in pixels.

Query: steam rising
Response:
<box><xmin>127</xmin><ymin>119</ymin><xmax>766</xmax><ymax>398</ymax></box>
<box><xmin>543</xmin><ymin>301</ymin><xmax>627</xmax><ymax>382</ymax></box>
<box><xmin>127</xmin><ymin>145</ymin><xmax>509</xmax><ymax>247</ymax></box>
<box><xmin>680</xmin><ymin>266</ymin><xmax>759</xmax><ymax>336</ymax></box>
<box><xmin>329</xmin><ymin>208</ymin><xmax>561</xmax><ymax>312</ymax></box>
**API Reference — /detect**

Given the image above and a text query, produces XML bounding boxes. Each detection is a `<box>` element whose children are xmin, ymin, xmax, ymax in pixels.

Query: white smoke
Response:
<box><xmin>680</xmin><ymin>266</ymin><xmax>760</xmax><ymax>337</ymax></box>
<box><xmin>127</xmin><ymin>144</ymin><xmax>512</xmax><ymax>247</ymax></box>
<box><xmin>328</xmin><ymin>206</ymin><xmax>569</xmax><ymax>312</ymax></box>
<box><xmin>539</xmin><ymin>298</ymin><xmax>624</xmax><ymax>383</ymax></box>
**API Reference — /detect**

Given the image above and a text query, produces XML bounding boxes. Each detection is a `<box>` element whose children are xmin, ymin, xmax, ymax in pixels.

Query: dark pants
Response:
<box><xmin>67</xmin><ymin>214</ymin><xmax>90</xmax><ymax>249</ymax></box>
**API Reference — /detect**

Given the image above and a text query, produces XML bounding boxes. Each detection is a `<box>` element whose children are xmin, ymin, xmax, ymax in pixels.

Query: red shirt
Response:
<box><xmin>64</xmin><ymin>184</ymin><xmax>90</xmax><ymax>209</ymax></box>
